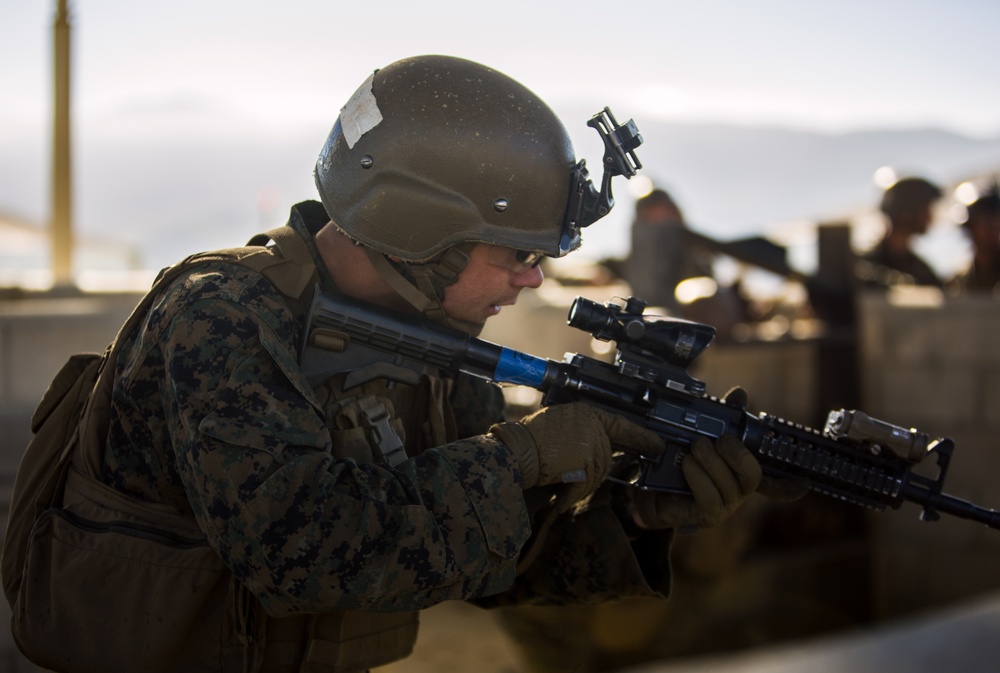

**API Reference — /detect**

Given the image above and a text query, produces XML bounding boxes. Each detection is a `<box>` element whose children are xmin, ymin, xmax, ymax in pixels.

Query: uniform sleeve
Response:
<box><xmin>476</xmin><ymin>484</ymin><xmax>674</xmax><ymax>607</ymax></box>
<box><xmin>447</xmin><ymin>373</ymin><xmax>672</xmax><ymax>606</ymax></box>
<box><xmin>450</xmin><ymin>374</ymin><xmax>507</xmax><ymax>437</ymax></box>
<box><xmin>155</xmin><ymin>272</ymin><xmax>531</xmax><ymax>616</ymax></box>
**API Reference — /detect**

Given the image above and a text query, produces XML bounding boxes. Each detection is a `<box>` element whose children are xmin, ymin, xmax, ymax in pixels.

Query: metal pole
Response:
<box><xmin>51</xmin><ymin>0</ymin><xmax>73</xmax><ymax>288</ymax></box>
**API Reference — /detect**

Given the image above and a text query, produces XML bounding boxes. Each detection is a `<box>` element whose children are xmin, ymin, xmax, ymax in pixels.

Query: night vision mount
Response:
<box><xmin>561</xmin><ymin>107</ymin><xmax>643</xmax><ymax>253</ymax></box>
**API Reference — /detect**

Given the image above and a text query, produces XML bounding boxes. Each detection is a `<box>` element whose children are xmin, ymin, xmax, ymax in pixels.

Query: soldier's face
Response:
<box><xmin>441</xmin><ymin>244</ymin><xmax>544</xmax><ymax>327</ymax></box>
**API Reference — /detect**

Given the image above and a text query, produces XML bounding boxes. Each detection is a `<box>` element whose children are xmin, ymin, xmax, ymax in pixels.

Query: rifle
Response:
<box><xmin>300</xmin><ymin>289</ymin><xmax>1000</xmax><ymax>531</ymax></box>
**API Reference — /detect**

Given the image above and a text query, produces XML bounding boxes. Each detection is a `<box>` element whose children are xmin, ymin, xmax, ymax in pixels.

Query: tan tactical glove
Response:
<box><xmin>631</xmin><ymin>434</ymin><xmax>762</xmax><ymax>530</ymax></box>
<box><xmin>490</xmin><ymin>403</ymin><xmax>664</xmax><ymax>510</ymax></box>
<box><xmin>621</xmin><ymin>386</ymin><xmax>810</xmax><ymax>531</ymax></box>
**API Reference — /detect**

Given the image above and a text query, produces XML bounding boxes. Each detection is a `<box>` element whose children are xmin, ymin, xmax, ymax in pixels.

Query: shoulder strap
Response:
<box><xmin>247</xmin><ymin>225</ymin><xmax>319</xmax><ymax>302</ymax></box>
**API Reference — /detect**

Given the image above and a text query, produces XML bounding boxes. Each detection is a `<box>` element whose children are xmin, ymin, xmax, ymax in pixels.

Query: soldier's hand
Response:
<box><xmin>490</xmin><ymin>403</ymin><xmax>663</xmax><ymax>510</ymax></box>
<box><xmin>631</xmin><ymin>434</ymin><xmax>761</xmax><ymax>530</ymax></box>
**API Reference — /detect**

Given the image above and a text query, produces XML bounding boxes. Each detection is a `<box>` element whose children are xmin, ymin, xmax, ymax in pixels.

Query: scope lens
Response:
<box><xmin>568</xmin><ymin>297</ymin><xmax>609</xmax><ymax>331</ymax></box>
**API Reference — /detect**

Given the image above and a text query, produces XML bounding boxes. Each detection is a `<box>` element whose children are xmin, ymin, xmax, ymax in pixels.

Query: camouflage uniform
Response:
<box><xmin>102</xmin><ymin>201</ymin><xmax>672</xmax><ymax>670</ymax></box>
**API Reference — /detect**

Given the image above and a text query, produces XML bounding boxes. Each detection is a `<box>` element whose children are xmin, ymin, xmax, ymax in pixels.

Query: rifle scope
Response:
<box><xmin>568</xmin><ymin>296</ymin><xmax>716</xmax><ymax>369</ymax></box>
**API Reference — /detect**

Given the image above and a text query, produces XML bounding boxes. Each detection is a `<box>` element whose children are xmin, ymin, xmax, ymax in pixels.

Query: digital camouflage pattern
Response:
<box><xmin>101</xmin><ymin>202</ymin><xmax>671</xmax><ymax>659</ymax></box>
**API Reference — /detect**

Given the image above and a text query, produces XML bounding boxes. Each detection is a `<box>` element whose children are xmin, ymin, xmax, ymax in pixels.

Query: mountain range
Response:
<box><xmin>632</xmin><ymin>120</ymin><xmax>1000</xmax><ymax>235</ymax></box>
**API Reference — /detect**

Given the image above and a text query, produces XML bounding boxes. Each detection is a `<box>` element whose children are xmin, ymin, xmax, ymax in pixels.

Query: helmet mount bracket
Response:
<box><xmin>561</xmin><ymin>107</ymin><xmax>644</xmax><ymax>254</ymax></box>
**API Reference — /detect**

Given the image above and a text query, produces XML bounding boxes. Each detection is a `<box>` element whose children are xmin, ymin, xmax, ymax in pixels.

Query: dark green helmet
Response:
<box><xmin>880</xmin><ymin>176</ymin><xmax>942</xmax><ymax>220</ymax></box>
<box><xmin>315</xmin><ymin>55</ymin><xmax>578</xmax><ymax>262</ymax></box>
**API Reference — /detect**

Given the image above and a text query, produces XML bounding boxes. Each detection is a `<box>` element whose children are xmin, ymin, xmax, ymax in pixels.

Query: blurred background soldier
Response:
<box><xmin>858</xmin><ymin>176</ymin><xmax>944</xmax><ymax>288</ymax></box>
<box><xmin>950</xmin><ymin>180</ymin><xmax>1000</xmax><ymax>295</ymax></box>
<box><xmin>624</xmin><ymin>187</ymin><xmax>714</xmax><ymax>314</ymax></box>
<box><xmin>620</xmin><ymin>186</ymin><xmax>751</xmax><ymax>337</ymax></box>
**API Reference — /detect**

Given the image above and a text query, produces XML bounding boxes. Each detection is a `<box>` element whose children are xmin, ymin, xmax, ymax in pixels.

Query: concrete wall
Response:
<box><xmin>856</xmin><ymin>292</ymin><xmax>1000</xmax><ymax>618</ymax></box>
<box><xmin>0</xmin><ymin>294</ymin><xmax>139</xmax><ymax>462</ymax></box>
<box><xmin>692</xmin><ymin>338</ymin><xmax>820</xmax><ymax>425</ymax></box>
<box><xmin>690</xmin><ymin>293</ymin><xmax>1000</xmax><ymax>620</ymax></box>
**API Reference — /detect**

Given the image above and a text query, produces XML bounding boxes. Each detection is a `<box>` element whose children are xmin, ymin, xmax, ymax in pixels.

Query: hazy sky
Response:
<box><xmin>2</xmin><ymin>0</ymin><xmax>1000</xmax><ymax>271</ymax></box>
<box><xmin>4</xmin><ymin>0</ymin><xmax>997</xmax><ymax>135</ymax></box>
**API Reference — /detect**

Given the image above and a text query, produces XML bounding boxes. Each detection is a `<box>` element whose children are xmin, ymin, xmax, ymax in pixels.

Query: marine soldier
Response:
<box><xmin>93</xmin><ymin>55</ymin><xmax>767</xmax><ymax>671</ymax></box>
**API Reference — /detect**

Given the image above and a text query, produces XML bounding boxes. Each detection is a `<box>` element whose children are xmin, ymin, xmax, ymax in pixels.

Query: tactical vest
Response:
<box><xmin>4</xmin><ymin>224</ymin><xmax>453</xmax><ymax>673</ymax></box>
<box><xmin>252</xmin><ymin>228</ymin><xmax>458</xmax><ymax>673</ymax></box>
<box><xmin>237</xmin><ymin>226</ymin><xmax>455</xmax><ymax>672</ymax></box>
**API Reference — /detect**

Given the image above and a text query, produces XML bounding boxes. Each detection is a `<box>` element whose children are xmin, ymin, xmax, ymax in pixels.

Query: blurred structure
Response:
<box><xmin>617</xmin><ymin>182</ymin><xmax>860</xmax><ymax>417</ymax></box>
<box><xmin>1</xmin><ymin>2</ymin><xmax>151</xmax><ymax>295</ymax></box>
<box><xmin>0</xmin><ymin>210</ymin><xmax>146</xmax><ymax>292</ymax></box>
<box><xmin>51</xmin><ymin>0</ymin><xmax>74</xmax><ymax>288</ymax></box>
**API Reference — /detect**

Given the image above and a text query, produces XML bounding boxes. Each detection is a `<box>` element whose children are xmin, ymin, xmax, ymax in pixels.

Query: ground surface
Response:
<box><xmin>373</xmin><ymin>600</ymin><xmax>526</xmax><ymax>673</ymax></box>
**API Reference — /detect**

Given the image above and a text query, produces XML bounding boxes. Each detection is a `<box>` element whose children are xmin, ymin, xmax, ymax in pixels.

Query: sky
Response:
<box><xmin>2</xmin><ymin>0</ymin><xmax>1000</xmax><ymax>278</ymax></box>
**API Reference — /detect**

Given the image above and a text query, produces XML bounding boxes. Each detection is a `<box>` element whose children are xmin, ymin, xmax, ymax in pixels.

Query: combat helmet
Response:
<box><xmin>964</xmin><ymin>179</ymin><xmax>1000</xmax><ymax>222</ymax></box>
<box><xmin>880</xmin><ymin>176</ymin><xmax>942</xmax><ymax>220</ymax></box>
<box><xmin>314</xmin><ymin>54</ymin><xmax>642</xmax><ymax>327</ymax></box>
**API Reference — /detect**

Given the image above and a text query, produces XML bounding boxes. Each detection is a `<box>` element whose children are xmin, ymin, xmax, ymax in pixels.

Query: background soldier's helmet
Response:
<box><xmin>880</xmin><ymin>176</ymin><xmax>942</xmax><ymax>220</ymax></box>
<box><xmin>315</xmin><ymin>54</ymin><xmax>578</xmax><ymax>262</ymax></box>
<box><xmin>964</xmin><ymin>181</ymin><xmax>1000</xmax><ymax>222</ymax></box>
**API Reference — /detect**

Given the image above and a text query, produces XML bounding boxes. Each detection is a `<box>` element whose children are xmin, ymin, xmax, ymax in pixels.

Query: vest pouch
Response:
<box><xmin>259</xmin><ymin>610</ymin><xmax>418</xmax><ymax>673</ymax></box>
<box><xmin>11</xmin><ymin>466</ymin><xmax>259</xmax><ymax>673</ymax></box>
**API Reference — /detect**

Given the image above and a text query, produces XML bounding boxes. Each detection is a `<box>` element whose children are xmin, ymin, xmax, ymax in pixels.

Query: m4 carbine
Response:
<box><xmin>300</xmin><ymin>289</ymin><xmax>1000</xmax><ymax>531</ymax></box>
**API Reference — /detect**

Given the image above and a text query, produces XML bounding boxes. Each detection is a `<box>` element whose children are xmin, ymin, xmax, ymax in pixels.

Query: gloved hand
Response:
<box><xmin>490</xmin><ymin>403</ymin><xmax>664</xmax><ymax>510</ymax></box>
<box><xmin>720</xmin><ymin>386</ymin><xmax>811</xmax><ymax>503</ymax></box>
<box><xmin>621</xmin><ymin>387</ymin><xmax>811</xmax><ymax>532</ymax></box>
<box><xmin>630</xmin><ymin>434</ymin><xmax>762</xmax><ymax>530</ymax></box>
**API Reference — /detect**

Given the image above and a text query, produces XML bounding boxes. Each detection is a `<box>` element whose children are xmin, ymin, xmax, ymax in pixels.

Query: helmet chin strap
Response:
<box><xmin>363</xmin><ymin>244</ymin><xmax>486</xmax><ymax>336</ymax></box>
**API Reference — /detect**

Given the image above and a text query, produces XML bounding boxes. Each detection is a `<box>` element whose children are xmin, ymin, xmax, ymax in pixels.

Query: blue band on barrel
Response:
<box><xmin>494</xmin><ymin>348</ymin><xmax>547</xmax><ymax>387</ymax></box>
